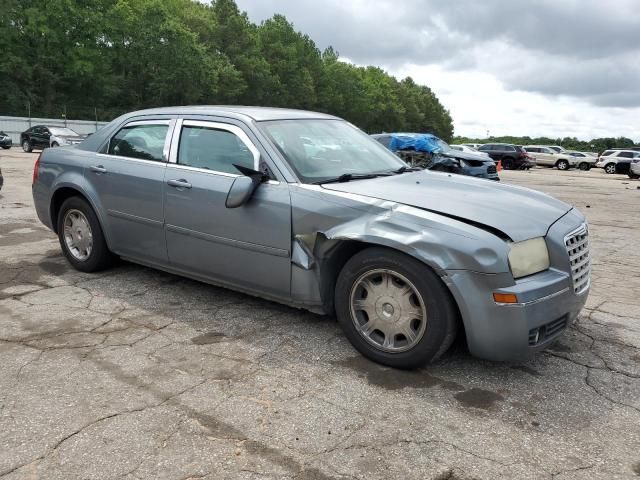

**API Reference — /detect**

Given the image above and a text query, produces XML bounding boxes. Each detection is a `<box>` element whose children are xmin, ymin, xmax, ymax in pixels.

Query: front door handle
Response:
<box><xmin>167</xmin><ymin>179</ymin><xmax>192</xmax><ymax>189</ymax></box>
<box><xmin>90</xmin><ymin>165</ymin><xmax>107</xmax><ymax>174</ymax></box>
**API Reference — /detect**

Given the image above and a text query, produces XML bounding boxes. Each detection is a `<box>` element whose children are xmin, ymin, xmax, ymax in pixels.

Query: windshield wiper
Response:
<box><xmin>392</xmin><ymin>166</ymin><xmax>421</xmax><ymax>174</ymax></box>
<box><xmin>313</xmin><ymin>173</ymin><xmax>391</xmax><ymax>185</ymax></box>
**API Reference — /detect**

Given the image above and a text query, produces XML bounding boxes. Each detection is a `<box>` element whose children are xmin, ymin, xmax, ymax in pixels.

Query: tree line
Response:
<box><xmin>453</xmin><ymin>135</ymin><xmax>638</xmax><ymax>152</ymax></box>
<box><xmin>0</xmin><ymin>0</ymin><xmax>454</xmax><ymax>140</ymax></box>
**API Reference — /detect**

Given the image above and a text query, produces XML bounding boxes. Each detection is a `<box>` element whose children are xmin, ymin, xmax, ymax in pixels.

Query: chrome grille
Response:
<box><xmin>564</xmin><ymin>224</ymin><xmax>590</xmax><ymax>294</ymax></box>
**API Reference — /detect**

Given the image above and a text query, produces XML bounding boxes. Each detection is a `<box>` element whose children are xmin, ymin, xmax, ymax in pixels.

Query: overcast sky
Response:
<box><xmin>236</xmin><ymin>0</ymin><xmax>640</xmax><ymax>140</ymax></box>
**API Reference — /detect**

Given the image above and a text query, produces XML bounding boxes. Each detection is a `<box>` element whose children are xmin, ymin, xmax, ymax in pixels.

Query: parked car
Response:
<box><xmin>595</xmin><ymin>150</ymin><xmax>639</xmax><ymax>174</ymax></box>
<box><xmin>629</xmin><ymin>158</ymin><xmax>640</xmax><ymax>179</ymax></box>
<box><xmin>547</xmin><ymin>146</ymin><xmax>567</xmax><ymax>154</ymax></box>
<box><xmin>450</xmin><ymin>144</ymin><xmax>491</xmax><ymax>158</ymax></box>
<box><xmin>21</xmin><ymin>125</ymin><xmax>86</xmax><ymax>152</ymax></box>
<box><xmin>32</xmin><ymin>106</ymin><xmax>590</xmax><ymax>368</ymax></box>
<box><xmin>372</xmin><ymin>133</ymin><xmax>499</xmax><ymax>181</ymax></box>
<box><xmin>460</xmin><ymin>143</ymin><xmax>482</xmax><ymax>149</ymax></box>
<box><xmin>0</xmin><ymin>131</ymin><xmax>12</xmax><ymax>149</ymax></box>
<box><xmin>477</xmin><ymin>143</ymin><xmax>535</xmax><ymax>170</ymax></box>
<box><xmin>565</xmin><ymin>151</ymin><xmax>597</xmax><ymax>170</ymax></box>
<box><xmin>523</xmin><ymin>145</ymin><xmax>575</xmax><ymax>170</ymax></box>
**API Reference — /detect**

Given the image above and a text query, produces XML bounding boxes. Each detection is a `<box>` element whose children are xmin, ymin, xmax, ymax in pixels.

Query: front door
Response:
<box><xmin>87</xmin><ymin>120</ymin><xmax>172</xmax><ymax>264</ymax></box>
<box><xmin>163</xmin><ymin>119</ymin><xmax>292</xmax><ymax>297</ymax></box>
<box><xmin>33</xmin><ymin>127</ymin><xmax>49</xmax><ymax>148</ymax></box>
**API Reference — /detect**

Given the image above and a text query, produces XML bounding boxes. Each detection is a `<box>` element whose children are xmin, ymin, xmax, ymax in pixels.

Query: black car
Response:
<box><xmin>0</xmin><ymin>131</ymin><xmax>11</xmax><ymax>149</ymax></box>
<box><xmin>20</xmin><ymin>125</ymin><xmax>85</xmax><ymax>152</ymax></box>
<box><xmin>372</xmin><ymin>133</ymin><xmax>499</xmax><ymax>181</ymax></box>
<box><xmin>477</xmin><ymin>143</ymin><xmax>535</xmax><ymax>170</ymax></box>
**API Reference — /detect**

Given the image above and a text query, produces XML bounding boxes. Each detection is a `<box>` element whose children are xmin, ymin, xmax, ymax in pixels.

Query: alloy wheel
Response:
<box><xmin>349</xmin><ymin>269</ymin><xmax>427</xmax><ymax>353</ymax></box>
<box><xmin>63</xmin><ymin>209</ymin><xmax>93</xmax><ymax>261</ymax></box>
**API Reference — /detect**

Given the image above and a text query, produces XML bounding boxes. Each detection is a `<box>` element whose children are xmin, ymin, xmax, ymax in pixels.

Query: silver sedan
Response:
<box><xmin>32</xmin><ymin>107</ymin><xmax>590</xmax><ymax>368</ymax></box>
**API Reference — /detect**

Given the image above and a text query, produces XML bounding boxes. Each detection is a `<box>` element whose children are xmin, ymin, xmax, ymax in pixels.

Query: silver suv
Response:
<box><xmin>595</xmin><ymin>149</ymin><xmax>639</xmax><ymax>174</ymax></box>
<box><xmin>523</xmin><ymin>146</ymin><xmax>575</xmax><ymax>170</ymax></box>
<box><xmin>31</xmin><ymin>107</ymin><xmax>590</xmax><ymax>368</ymax></box>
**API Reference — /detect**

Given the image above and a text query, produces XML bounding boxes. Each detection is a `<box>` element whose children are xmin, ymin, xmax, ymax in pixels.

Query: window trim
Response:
<box><xmin>98</xmin><ymin>119</ymin><xmax>174</xmax><ymax>163</ymax></box>
<box><xmin>168</xmin><ymin>119</ymin><xmax>260</xmax><ymax>176</ymax></box>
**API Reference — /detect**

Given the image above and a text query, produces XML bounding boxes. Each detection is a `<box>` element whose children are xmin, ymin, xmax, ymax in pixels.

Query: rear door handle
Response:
<box><xmin>167</xmin><ymin>179</ymin><xmax>192</xmax><ymax>189</ymax></box>
<box><xmin>89</xmin><ymin>165</ymin><xmax>107</xmax><ymax>174</ymax></box>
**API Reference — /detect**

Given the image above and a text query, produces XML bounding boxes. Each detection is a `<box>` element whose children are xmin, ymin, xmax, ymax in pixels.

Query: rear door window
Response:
<box><xmin>108</xmin><ymin>123</ymin><xmax>169</xmax><ymax>161</ymax></box>
<box><xmin>617</xmin><ymin>151</ymin><xmax>633</xmax><ymax>158</ymax></box>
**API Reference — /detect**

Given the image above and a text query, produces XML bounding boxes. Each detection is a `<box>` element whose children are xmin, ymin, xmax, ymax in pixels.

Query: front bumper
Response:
<box><xmin>630</xmin><ymin>162</ymin><xmax>640</xmax><ymax>175</ymax></box>
<box><xmin>444</xmin><ymin>209</ymin><xmax>589</xmax><ymax>361</ymax></box>
<box><xmin>0</xmin><ymin>138</ymin><xmax>11</xmax><ymax>147</ymax></box>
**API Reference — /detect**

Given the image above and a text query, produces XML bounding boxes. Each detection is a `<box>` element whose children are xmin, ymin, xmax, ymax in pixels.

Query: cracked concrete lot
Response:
<box><xmin>1</xmin><ymin>147</ymin><xmax>639</xmax><ymax>479</ymax></box>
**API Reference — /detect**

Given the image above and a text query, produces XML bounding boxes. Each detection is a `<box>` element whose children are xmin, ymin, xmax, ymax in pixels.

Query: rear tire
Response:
<box><xmin>502</xmin><ymin>158</ymin><xmax>514</xmax><ymax>170</ymax></box>
<box><xmin>56</xmin><ymin>196</ymin><xmax>113</xmax><ymax>272</ymax></box>
<box><xmin>556</xmin><ymin>159</ymin><xmax>569</xmax><ymax>170</ymax></box>
<box><xmin>22</xmin><ymin>140</ymin><xmax>32</xmax><ymax>153</ymax></box>
<box><xmin>51</xmin><ymin>142</ymin><xmax>59</xmax><ymax>147</ymax></box>
<box><xmin>578</xmin><ymin>162</ymin><xmax>590</xmax><ymax>171</ymax></box>
<box><xmin>1</xmin><ymin>146</ymin><xmax>9</xmax><ymax>150</ymax></box>
<box><xmin>335</xmin><ymin>247</ymin><xmax>458</xmax><ymax>369</ymax></box>
<box><xmin>629</xmin><ymin>173</ymin><xmax>640</xmax><ymax>179</ymax></box>
<box><xmin>604</xmin><ymin>163</ymin><xmax>616</xmax><ymax>174</ymax></box>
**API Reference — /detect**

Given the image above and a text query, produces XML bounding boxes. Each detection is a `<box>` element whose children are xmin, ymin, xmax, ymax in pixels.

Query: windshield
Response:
<box><xmin>49</xmin><ymin>127</ymin><xmax>79</xmax><ymax>136</ymax></box>
<box><xmin>259</xmin><ymin>119</ymin><xmax>406</xmax><ymax>183</ymax></box>
<box><xmin>434</xmin><ymin>138</ymin><xmax>451</xmax><ymax>152</ymax></box>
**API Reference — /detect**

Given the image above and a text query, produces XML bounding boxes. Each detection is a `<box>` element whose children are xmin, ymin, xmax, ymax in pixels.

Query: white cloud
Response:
<box><xmin>236</xmin><ymin>0</ymin><xmax>640</xmax><ymax>141</ymax></box>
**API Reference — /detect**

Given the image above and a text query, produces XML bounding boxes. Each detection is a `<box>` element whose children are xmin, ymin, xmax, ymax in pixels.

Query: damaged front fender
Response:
<box><xmin>288</xmin><ymin>185</ymin><xmax>511</xmax><ymax>313</ymax></box>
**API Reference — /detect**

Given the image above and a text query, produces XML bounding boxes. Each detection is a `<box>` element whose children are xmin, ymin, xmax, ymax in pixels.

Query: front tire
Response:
<box><xmin>51</xmin><ymin>142</ymin><xmax>59</xmax><ymax>147</ymax></box>
<box><xmin>604</xmin><ymin>163</ymin><xmax>617</xmax><ymax>174</ymax></box>
<box><xmin>629</xmin><ymin>173</ymin><xmax>640</xmax><ymax>179</ymax></box>
<box><xmin>22</xmin><ymin>140</ymin><xmax>32</xmax><ymax>152</ymax></box>
<box><xmin>556</xmin><ymin>159</ymin><xmax>569</xmax><ymax>170</ymax></box>
<box><xmin>57</xmin><ymin>196</ymin><xmax>113</xmax><ymax>272</ymax></box>
<box><xmin>335</xmin><ymin>248</ymin><xmax>458</xmax><ymax>369</ymax></box>
<box><xmin>1</xmin><ymin>146</ymin><xmax>9</xmax><ymax>150</ymax></box>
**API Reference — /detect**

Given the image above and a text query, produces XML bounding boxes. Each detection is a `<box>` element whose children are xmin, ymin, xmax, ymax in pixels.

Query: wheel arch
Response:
<box><xmin>316</xmin><ymin>238</ymin><xmax>466</xmax><ymax>348</ymax></box>
<box><xmin>49</xmin><ymin>184</ymin><xmax>113</xmax><ymax>249</ymax></box>
<box><xmin>313</xmin><ymin>235</ymin><xmax>454</xmax><ymax>311</ymax></box>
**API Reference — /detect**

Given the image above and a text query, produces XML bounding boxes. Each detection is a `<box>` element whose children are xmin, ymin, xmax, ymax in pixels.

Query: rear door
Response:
<box><xmin>89</xmin><ymin>119</ymin><xmax>173</xmax><ymax>264</ymax></box>
<box><xmin>163</xmin><ymin>119</ymin><xmax>292</xmax><ymax>297</ymax></box>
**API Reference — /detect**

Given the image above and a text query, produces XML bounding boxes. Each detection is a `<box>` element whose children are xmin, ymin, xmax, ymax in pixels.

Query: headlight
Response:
<box><xmin>508</xmin><ymin>237</ymin><xmax>550</xmax><ymax>279</ymax></box>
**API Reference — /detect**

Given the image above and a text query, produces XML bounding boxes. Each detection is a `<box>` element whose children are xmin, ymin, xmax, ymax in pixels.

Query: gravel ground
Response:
<box><xmin>1</xmin><ymin>147</ymin><xmax>639</xmax><ymax>479</ymax></box>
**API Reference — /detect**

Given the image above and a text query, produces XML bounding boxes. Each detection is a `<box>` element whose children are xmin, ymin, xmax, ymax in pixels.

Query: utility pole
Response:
<box><xmin>27</xmin><ymin>101</ymin><xmax>31</xmax><ymax>127</ymax></box>
<box><xmin>94</xmin><ymin>107</ymin><xmax>98</xmax><ymax>131</ymax></box>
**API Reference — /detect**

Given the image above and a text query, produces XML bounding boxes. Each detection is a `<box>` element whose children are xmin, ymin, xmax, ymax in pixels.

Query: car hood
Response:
<box><xmin>321</xmin><ymin>171</ymin><xmax>572</xmax><ymax>241</ymax></box>
<box><xmin>441</xmin><ymin>149</ymin><xmax>492</xmax><ymax>163</ymax></box>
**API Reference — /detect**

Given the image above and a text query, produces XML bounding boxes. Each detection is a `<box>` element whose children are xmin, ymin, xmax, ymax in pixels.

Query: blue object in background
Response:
<box><xmin>387</xmin><ymin>133</ymin><xmax>442</xmax><ymax>153</ymax></box>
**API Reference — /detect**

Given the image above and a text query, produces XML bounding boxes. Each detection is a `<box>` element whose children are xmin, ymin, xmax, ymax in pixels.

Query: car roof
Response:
<box><xmin>604</xmin><ymin>149</ymin><xmax>637</xmax><ymax>154</ymax></box>
<box><xmin>126</xmin><ymin>106</ymin><xmax>339</xmax><ymax>122</ymax></box>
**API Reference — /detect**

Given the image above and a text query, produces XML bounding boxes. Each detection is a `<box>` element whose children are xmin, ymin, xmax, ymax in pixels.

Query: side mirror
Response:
<box><xmin>225</xmin><ymin>176</ymin><xmax>256</xmax><ymax>208</ymax></box>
